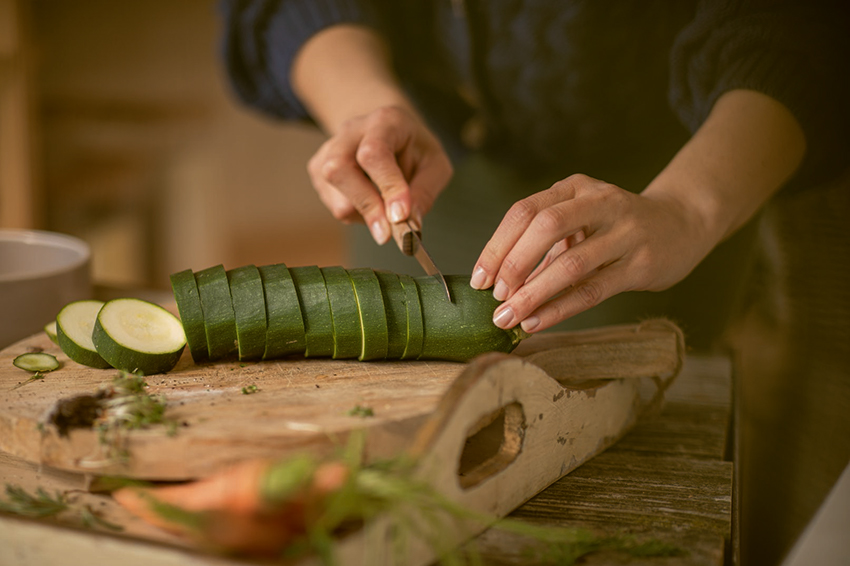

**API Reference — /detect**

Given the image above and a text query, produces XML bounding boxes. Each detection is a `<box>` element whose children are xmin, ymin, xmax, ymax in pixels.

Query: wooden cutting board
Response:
<box><xmin>0</xmin><ymin>321</ymin><xmax>682</xmax><ymax>483</ymax></box>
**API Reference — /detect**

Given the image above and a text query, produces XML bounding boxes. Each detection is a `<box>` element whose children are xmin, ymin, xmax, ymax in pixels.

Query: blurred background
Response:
<box><xmin>1</xmin><ymin>0</ymin><xmax>343</xmax><ymax>291</ymax></box>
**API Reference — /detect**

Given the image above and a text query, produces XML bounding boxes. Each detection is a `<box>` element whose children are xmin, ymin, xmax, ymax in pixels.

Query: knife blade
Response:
<box><xmin>391</xmin><ymin>220</ymin><xmax>452</xmax><ymax>301</ymax></box>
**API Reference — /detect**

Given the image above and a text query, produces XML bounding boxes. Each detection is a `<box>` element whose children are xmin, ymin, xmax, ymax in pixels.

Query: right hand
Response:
<box><xmin>306</xmin><ymin>105</ymin><xmax>453</xmax><ymax>244</ymax></box>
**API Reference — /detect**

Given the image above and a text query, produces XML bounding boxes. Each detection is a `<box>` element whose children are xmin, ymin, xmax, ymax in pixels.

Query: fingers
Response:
<box><xmin>491</xmin><ymin>231</ymin><xmax>625</xmax><ymax>330</ymax></box>
<box><xmin>307</xmin><ymin>106</ymin><xmax>452</xmax><ymax>245</ymax></box>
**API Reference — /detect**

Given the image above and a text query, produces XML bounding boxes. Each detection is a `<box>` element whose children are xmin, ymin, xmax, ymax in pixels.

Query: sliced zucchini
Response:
<box><xmin>289</xmin><ymin>266</ymin><xmax>335</xmax><ymax>358</ymax></box>
<box><xmin>417</xmin><ymin>275</ymin><xmax>524</xmax><ymax>362</ymax></box>
<box><xmin>170</xmin><ymin>269</ymin><xmax>209</xmax><ymax>364</ymax></box>
<box><xmin>258</xmin><ymin>264</ymin><xmax>306</xmax><ymax>359</ymax></box>
<box><xmin>347</xmin><ymin>268</ymin><xmax>388</xmax><ymax>361</ymax></box>
<box><xmin>195</xmin><ymin>265</ymin><xmax>238</xmax><ymax>361</ymax></box>
<box><xmin>398</xmin><ymin>274</ymin><xmax>423</xmax><ymax>360</ymax></box>
<box><xmin>321</xmin><ymin>266</ymin><xmax>361</xmax><ymax>359</ymax></box>
<box><xmin>13</xmin><ymin>352</ymin><xmax>60</xmax><ymax>373</ymax></box>
<box><xmin>44</xmin><ymin>321</ymin><xmax>58</xmax><ymax>344</ymax></box>
<box><xmin>227</xmin><ymin>265</ymin><xmax>267</xmax><ymax>361</ymax></box>
<box><xmin>56</xmin><ymin>300</ymin><xmax>111</xmax><ymax>369</ymax></box>
<box><xmin>375</xmin><ymin>270</ymin><xmax>407</xmax><ymax>360</ymax></box>
<box><xmin>92</xmin><ymin>298</ymin><xmax>186</xmax><ymax>375</ymax></box>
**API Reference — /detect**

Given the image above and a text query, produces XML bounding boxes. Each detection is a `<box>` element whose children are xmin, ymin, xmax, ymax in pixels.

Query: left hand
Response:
<box><xmin>470</xmin><ymin>174</ymin><xmax>715</xmax><ymax>333</ymax></box>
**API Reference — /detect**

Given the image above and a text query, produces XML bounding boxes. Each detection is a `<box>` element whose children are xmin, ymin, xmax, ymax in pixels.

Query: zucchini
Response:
<box><xmin>258</xmin><ymin>264</ymin><xmax>305</xmax><ymax>359</ymax></box>
<box><xmin>375</xmin><ymin>271</ymin><xmax>407</xmax><ymax>360</ymax></box>
<box><xmin>168</xmin><ymin>264</ymin><xmax>524</xmax><ymax>364</ymax></box>
<box><xmin>398</xmin><ymin>273</ymin><xmax>424</xmax><ymax>360</ymax></box>
<box><xmin>170</xmin><ymin>269</ymin><xmax>209</xmax><ymax>364</ymax></box>
<box><xmin>92</xmin><ymin>298</ymin><xmax>186</xmax><ymax>375</ymax></box>
<box><xmin>416</xmin><ymin>275</ymin><xmax>525</xmax><ymax>362</ymax></box>
<box><xmin>347</xmin><ymin>267</ymin><xmax>388</xmax><ymax>361</ymax></box>
<box><xmin>321</xmin><ymin>266</ymin><xmax>361</xmax><ymax>359</ymax></box>
<box><xmin>56</xmin><ymin>300</ymin><xmax>111</xmax><ymax>369</ymax></box>
<box><xmin>289</xmin><ymin>266</ymin><xmax>335</xmax><ymax>358</ymax></box>
<box><xmin>195</xmin><ymin>265</ymin><xmax>238</xmax><ymax>361</ymax></box>
<box><xmin>227</xmin><ymin>265</ymin><xmax>267</xmax><ymax>361</ymax></box>
<box><xmin>44</xmin><ymin>321</ymin><xmax>59</xmax><ymax>344</ymax></box>
<box><xmin>13</xmin><ymin>352</ymin><xmax>60</xmax><ymax>373</ymax></box>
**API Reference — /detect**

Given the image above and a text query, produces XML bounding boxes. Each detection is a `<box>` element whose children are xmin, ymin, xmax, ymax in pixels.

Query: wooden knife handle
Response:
<box><xmin>391</xmin><ymin>221</ymin><xmax>420</xmax><ymax>256</ymax></box>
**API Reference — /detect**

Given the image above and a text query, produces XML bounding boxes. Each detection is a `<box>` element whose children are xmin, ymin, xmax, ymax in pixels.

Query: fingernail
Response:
<box><xmin>493</xmin><ymin>305</ymin><xmax>515</xmax><ymax>329</ymax></box>
<box><xmin>521</xmin><ymin>316</ymin><xmax>541</xmax><ymax>333</ymax></box>
<box><xmin>470</xmin><ymin>266</ymin><xmax>487</xmax><ymax>289</ymax></box>
<box><xmin>389</xmin><ymin>201</ymin><xmax>406</xmax><ymax>223</ymax></box>
<box><xmin>493</xmin><ymin>279</ymin><xmax>509</xmax><ymax>301</ymax></box>
<box><xmin>371</xmin><ymin>220</ymin><xmax>389</xmax><ymax>244</ymax></box>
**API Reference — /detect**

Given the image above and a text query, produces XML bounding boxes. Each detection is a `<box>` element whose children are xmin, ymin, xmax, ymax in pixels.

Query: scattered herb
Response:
<box><xmin>242</xmin><ymin>384</ymin><xmax>259</xmax><ymax>395</ymax></box>
<box><xmin>346</xmin><ymin>404</ymin><xmax>374</xmax><ymax>418</ymax></box>
<box><xmin>0</xmin><ymin>484</ymin><xmax>123</xmax><ymax>532</ymax></box>
<box><xmin>11</xmin><ymin>372</ymin><xmax>46</xmax><ymax>390</ymax></box>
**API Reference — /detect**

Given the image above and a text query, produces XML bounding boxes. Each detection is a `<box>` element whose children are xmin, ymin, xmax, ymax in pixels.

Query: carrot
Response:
<box><xmin>113</xmin><ymin>457</ymin><xmax>350</xmax><ymax>557</ymax></box>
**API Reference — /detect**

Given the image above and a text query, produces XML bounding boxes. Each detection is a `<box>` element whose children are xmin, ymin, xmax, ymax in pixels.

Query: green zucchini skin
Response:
<box><xmin>289</xmin><ymin>266</ymin><xmax>335</xmax><ymax>358</ymax></box>
<box><xmin>416</xmin><ymin>275</ymin><xmax>524</xmax><ymax>362</ymax></box>
<box><xmin>321</xmin><ymin>266</ymin><xmax>361</xmax><ymax>360</ymax></box>
<box><xmin>170</xmin><ymin>269</ymin><xmax>209</xmax><ymax>364</ymax></box>
<box><xmin>375</xmin><ymin>271</ymin><xmax>407</xmax><ymax>360</ymax></box>
<box><xmin>169</xmin><ymin>265</ymin><xmax>524</xmax><ymax>364</ymax></box>
<box><xmin>258</xmin><ymin>264</ymin><xmax>306</xmax><ymax>359</ymax></box>
<box><xmin>227</xmin><ymin>265</ymin><xmax>267</xmax><ymax>361</ymax></box>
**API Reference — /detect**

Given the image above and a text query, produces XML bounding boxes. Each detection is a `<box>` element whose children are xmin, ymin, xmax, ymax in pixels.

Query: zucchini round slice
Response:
<box><xmin>170</xmin><ymin>269</ymin><xmax>209</xmax><ymax>364</ymax></box>
<box><xmin>347</xmin><ymin>268</ymin><xmax>388</xmax><ymax>361</ymax></box>
<box><xmin>227</xmin><ymin>265</ymin><xmax>267</xmax><ymax>361</ymax></box>
<box><xmin>375</xmin><ymin>270</ymin><xmax>407</xmax><ymax>360</ymax></box>
<box><xmin>398</xmin><ymin>274</ymin><xmax>423</xmax><ymax>360</ymax></box>
<box><xmin>93</xmin><ymin>298</ymin><xmax>186</xmax><ymax>375</ymax></box>
<box><xmin>321</xmin><ymin>266</ymin><xmax>361</xmax><ymax>359</ymax></box>
<box><xmin>289</xmin><ymin>266</ymin><xmax>335</xmax><ymax>358</ymax></box>
<box><xmin>13</xmin><ymin>352</ymin><xmax>60</xmax><ymax>373</ymax></box>
<box><xmin>56</xmin><ymin>300</ymin><xmax>111</xmax><ymax>369</ymax></box>
<box><xmin>44</xmin><ymin>321</ymin><xmax>59</xmax><ymax>344</ymax></box>
<box><xmin>258</xmin><ymin>264</ymin><xmax>306</xmax><ymax>359</ymax></box>
<box><xmin>417</xmin><ymin>275</ymin><xmax>524</xmax><ymax>362</ymax></box>
<box><xmin>195</xmin><ymin>265</ymin><xmax>238</xmax><ymax>361</ymax></box>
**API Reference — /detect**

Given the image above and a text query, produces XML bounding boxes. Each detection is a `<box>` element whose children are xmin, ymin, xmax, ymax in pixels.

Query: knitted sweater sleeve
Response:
<box><xmin>669</xmin><ymin>0</ymin><xmax>850</xmax><ymax>185</ymax></box>
<box><xmin>219</xmin><ymin>0</ymin><xmax>375</xmax><ymax>120</ymax></box>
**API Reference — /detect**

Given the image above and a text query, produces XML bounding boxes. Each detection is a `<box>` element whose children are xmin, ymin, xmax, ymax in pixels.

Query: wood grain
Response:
<box><xmin>0</xmin><ymin>322</ymin><xmax>682</xmax><ymax>481</ymax></box>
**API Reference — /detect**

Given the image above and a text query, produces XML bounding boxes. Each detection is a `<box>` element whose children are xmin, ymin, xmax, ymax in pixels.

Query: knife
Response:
<box><xmin>391</xmin><ymin>220</ymin><xmax>452</xmax><ymax>301</ymax></box>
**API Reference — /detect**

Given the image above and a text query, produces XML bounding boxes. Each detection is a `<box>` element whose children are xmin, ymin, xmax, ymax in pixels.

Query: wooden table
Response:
<box><xmin>0</xmin><ymin>353</ymin><xmax>733</xmax><ymax>566</ymax></box>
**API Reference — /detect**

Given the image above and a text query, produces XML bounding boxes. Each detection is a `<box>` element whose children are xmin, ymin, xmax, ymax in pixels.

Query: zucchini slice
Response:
<box><xmin>416</xmin><ymin>275</ymin><xmax>524</xmax><ymax>362</ymax></box>
<box><xmin>347</xmin><ymin>268</ymin><xmax>388</xmax><ymax>361</ymax></box>
<box><xmin>44</xmin><ymin>321</ymin><xmax>59</xmax><ymax>345</ymax></box>
<box><xmin>195</xmin><ymin>265</ymin><xmax>238</xmax><ymax>361</ymax></box>
<box><xmin>56</xmin><ymin>299</ymin><xmax>111</xmax><ymax>369</ymax></box>
<box><xmin>170</xmin><ymin>268</ymin><xmax>209</xmax><ymax>364</ymax></box>
<box><xmin>375</xmin><ymin>270</ymin><xmax>407</xmax><ymax>360</ymax></box>
<box><xmin>289</xmin><ymin>266</ymin><xmax>335</xmax><ymax>358</ymax></box>
<box><xmin>398</xmin><ymin>273</ymin><xmax>423</xmax><ymax>360</ymax></box>
<box><xmin>13</xmin><ymin>352</ymin><xmax>60</xmax><ymax>373</ymax></box>
<box><xmin>258</xmin><ymin>264</ymin><xmax>306</xmax><ymax>359</ymax></box>
<box><xmin>321</xmin><ymin>266</ymin><xmax>361</xmax><ymax>359</ymax></box>
<box><xmin>93</xmin><ymin>298</ymin><xmax>186</xmax><ymax>375</ymax></box>
<box><xmin>227</xmin><ymin>265</ymin><xmax>267</xmax><ymax>361</ymax></box>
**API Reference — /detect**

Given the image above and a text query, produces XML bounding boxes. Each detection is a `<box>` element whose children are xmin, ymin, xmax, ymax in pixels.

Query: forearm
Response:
<box><xmin>643</xmin><ymin>89</ymin><xmax>806</xmax><ymax>249</ymax></box>
<box><xmin>290</xmin><ymin>24</ymin><xmax>417</xmax><ymax>134</ymax></box>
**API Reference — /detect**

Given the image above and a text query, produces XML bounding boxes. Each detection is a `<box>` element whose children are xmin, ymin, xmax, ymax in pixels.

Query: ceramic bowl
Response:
<box><xmin>0</xmin><ymin>229</ymin><xmax>92</xmax><ymax>350</ymax></box>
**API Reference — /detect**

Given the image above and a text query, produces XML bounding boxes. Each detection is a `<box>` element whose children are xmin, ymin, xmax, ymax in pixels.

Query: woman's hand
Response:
<box><xmin>306</xmin><ymin>105</ymin><xmax>453</xmax><ymax>244</ymax></box>
<box><xmin>473</xmin><ymin>89</ymin><xmax>807</xmax><ymax>334</ymax></box>
<box><xmin>471</xmin><ymin>174</ymin><xmax>715</xmax><ymax>333</ymax></box>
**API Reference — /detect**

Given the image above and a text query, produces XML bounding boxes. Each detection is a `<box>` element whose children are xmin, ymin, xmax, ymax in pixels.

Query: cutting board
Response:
<box><xmin>0</xmin><ymin>321</ymin><xmax>682</xmax><ymax>483</ymax></box>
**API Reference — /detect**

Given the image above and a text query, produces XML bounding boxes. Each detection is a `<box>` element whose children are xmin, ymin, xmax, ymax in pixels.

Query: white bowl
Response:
<box><xmin>0</xmin><ymin>230</ymin><xmax>92</xmax><ymax>350</ymax></box>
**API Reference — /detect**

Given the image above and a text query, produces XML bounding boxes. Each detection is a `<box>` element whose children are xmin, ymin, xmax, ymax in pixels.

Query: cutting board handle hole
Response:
<box><xmin>456</xmin><ymin>402</ymin><xmax>525</xmax><ymax>490</ymax></box>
